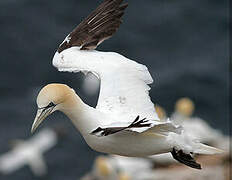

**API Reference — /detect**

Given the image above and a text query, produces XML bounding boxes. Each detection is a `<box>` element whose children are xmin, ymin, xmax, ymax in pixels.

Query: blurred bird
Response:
<box><xmin>81</xmin><ymin>156</ymin><xmax>117</xmax><ymax>180</ymax></box>
<box><xmin>93</xmin><ymin>156</ymin><xmax>117</xmax><ymax>180</ymax></box>
<box><xmin>82</xmin><ymin>155</ymin><xmax>152</xmax><ymax>180</ymax></box>
<box><xmin>0</xmin><ymin>128</ymin><xmax>57</xmax><ymax>176</ymax></box>
<box><xmin>171</xmin><ymin>98</ymin><xmax>229</xmax><ymax>151</ymax></box>
<box><xmin>118</xmin><ymin>173</ymin><xmax>131</xmax><ymax>180</ymax></box>
<box><xmin>111</xmin><ymin>155</ymin><xmax>154</xmax><ymax>180</ymax></box>
<box><xmin>154</xmin><ymin>105</ymin><xmax>167</xmax><ymax>121</ymax></box>
<box><xmin>171</xmin><ymin>97</ymin><xmax>195</xmax><ymax>124</ymax></box>
<box><xmin>31</xmin><ymin>0</ymin><xmax>223</xmax><ymax>169</ymax></box>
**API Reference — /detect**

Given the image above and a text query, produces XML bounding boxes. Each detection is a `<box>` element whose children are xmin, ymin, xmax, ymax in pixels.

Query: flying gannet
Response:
<box><xmin>0</xmin><ymin>128</ymin><xmax>57</xmax><ymax>176</ymax></box>
<box><xmin>31</xmin><ymin>0</ymin><xmax>223</xmax><ymax>169</ymax></box>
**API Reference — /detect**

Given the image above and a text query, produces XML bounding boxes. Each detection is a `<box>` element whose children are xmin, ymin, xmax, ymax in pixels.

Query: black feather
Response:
<box><xmin>58</xmin><ymin>0</ymin><xmax>128</xmax><ymax>53</ymax></box>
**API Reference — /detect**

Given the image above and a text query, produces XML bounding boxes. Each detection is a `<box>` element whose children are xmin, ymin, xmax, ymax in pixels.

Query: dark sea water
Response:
<box><xmin>0</xmin><ymin>0</ymin><xmax>229</xmax><ymax>179</ymax></box>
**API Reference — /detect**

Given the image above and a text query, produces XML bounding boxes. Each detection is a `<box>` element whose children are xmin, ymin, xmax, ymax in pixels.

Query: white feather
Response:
<box><xmin>53</xmin><ymin>47</ymin><xmax>164</xmax><ymax>133</ymax></box>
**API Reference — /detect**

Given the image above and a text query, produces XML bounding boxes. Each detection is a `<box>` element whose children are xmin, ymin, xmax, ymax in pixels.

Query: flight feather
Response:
<box><xmin>58</xmin><ymin>0</ymin><xmax>128</xmax><ymax>52</ymax></box>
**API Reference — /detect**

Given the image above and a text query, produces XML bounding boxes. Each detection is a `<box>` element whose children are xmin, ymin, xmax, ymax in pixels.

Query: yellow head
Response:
<box><xmin>95</xmin><ymin>156</ymin><xmax>112</xmax><ymax>177</ymax></box>
<box><xmin>118</xmin><ymin>173</ymin><xmax>131</xmax><ymax>180</ymax></box>
<box><xmin>31</xmin><ymin>83</ymin><xmax>79</xmax><ymax>133</ymax></box>
<box><xmin>175</xmin><ymin>97</ymin><xmax>195</xmax><ymax>117</ymax></box>
<box><xmin>155</xmin><ymin>105</ymin><xmax>166</xmax><ymax>120</ymax></box>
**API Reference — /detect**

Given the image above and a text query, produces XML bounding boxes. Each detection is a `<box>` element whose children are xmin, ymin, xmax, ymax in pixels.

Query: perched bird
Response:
<box><xmin>0</xmin><ymin>128</ymin><xmax>57</xmax><ymax>176</ymax></box>
<box><xmin>171</xmin><ymin>97</ymin><xmax>195</xmax><ymax>124</ymax></box>
<box><xmin>109</xmin><ymin>155</ymin><xmax>153</xmax><ymax>180</ymax></box>
<box><xmin>154</xmin><ymin>105</ymin><xmax>167</xmax><ymax>121</ymax></box>
<box><xmin>82</xmin><ymin>155</ymin><xmax>153</xmax><ymax>180</ymax></box>
<box><xmin>31</xmin><ymin>0</ymin><xmax>223</xmax><ymax>169</ymax></box>
<box><xmin>91</xmin><ymin>156</ymin><xmax>117</xmax><ymax>180</ymax></box>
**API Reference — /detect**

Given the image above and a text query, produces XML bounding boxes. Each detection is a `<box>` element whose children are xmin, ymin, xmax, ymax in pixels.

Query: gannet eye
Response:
<box><xmin>46</xmin><ymin>102</ymin><xmax>56</xmax><ymax>108</ymax></box>
<box><xmin>39</xmin><ymin>102</ymin><xmax>56</xmax><ymax>110</ymax></box>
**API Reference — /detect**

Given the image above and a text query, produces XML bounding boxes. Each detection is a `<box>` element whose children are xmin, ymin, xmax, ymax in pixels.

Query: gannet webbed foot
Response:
<box><xmin>171</xmin><ymin>148</ymin><xmax>202</xmax><ymax>169</ymax></box>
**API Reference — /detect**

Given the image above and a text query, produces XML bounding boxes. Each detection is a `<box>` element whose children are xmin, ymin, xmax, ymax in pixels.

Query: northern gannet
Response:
<box><xmin>0</xmin><ymin>128</ymin><xmax>57</xmax><ymax>176</ymax></box>
<box><xmin>31</xmin><ymin>0</ymin><xmax>223</xmax><ymax>169</ymax></box>
<box><xmin>82</xmin><ymin>155</ymin><xmax>153</xmax><ymax>180</ymax></box>
<box><xmin>82</xmin><ymin>156</ymin><xmax>117</xmax><ymax>180</ymax></box>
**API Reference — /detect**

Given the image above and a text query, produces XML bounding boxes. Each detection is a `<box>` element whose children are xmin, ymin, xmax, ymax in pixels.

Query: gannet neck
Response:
<box><xmin>56</xmin><ymin>88</ymin><xmax>85</xmax><ymax>113</ymax></box>
<box><xmin>63</xmin><ymin>104</ymin><xmax>101</xmax><ymax>136</ymax></box>
<box><xmin>33</xmin><ymin>83</ymin><xmax>101</xmax><ymax>134</ymax></box>
<box><xmin>55</xmin><ymin>88</ymin><xmax>102</xmax><ymax>135</ymax></box>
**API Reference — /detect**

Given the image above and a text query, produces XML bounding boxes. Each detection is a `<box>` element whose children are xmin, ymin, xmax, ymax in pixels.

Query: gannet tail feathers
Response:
<box><xmin>191</xmin><ymin>143</ymin><xmax>224</xmax><ymax>155</ymax></box>
<box><xmin>167</xmin><ymin>131</ymin><xmax>224</xmax><ymax>155</ymax></box>
<box><xmin>167</xmin><ymin>131</ymin><xmax>224</xmax><ymax>169</ymax></box>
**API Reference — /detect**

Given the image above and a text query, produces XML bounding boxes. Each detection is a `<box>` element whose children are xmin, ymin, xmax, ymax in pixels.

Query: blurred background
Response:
<box><xmin>0</xmin><ymin>0</ymin><xmax>229</xmax><ymax>179</ymax></box>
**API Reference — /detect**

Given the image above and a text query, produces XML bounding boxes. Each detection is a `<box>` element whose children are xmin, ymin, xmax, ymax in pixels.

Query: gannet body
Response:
<box><xmin>31</xmin><ymin>0</ymin><xmax>223</xmax><ymax>169</ymax></box>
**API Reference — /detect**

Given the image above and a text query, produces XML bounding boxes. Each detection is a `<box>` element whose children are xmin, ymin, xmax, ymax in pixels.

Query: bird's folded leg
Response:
<box><xmin>90</xmin><ymin>116</ymin><xmax>152</xmax><ymax>137</ymax></box>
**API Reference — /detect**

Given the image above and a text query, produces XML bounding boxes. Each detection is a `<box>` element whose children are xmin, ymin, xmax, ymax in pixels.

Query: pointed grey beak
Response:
<box><xmin>31</xmin><ymin>107</ymin><xmax>53</xmax><ymax>133</ymax></box>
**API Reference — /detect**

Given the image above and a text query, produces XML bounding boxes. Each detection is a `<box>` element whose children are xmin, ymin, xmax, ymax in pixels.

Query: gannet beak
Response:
<box><xmin>31</xmin><ymin>108</ymin><xmax>53</xmax><ymax>133</ymax></box>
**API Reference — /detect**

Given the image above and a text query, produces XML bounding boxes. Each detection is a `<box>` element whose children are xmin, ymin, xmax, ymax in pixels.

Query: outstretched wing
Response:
<box><xmin>53</xmin><ymin>49</ymin><xmax>160</xmax><ymax>129</ymax></box>
<box><xmin>58</xmin><ymin>0</ymin><xmax>128</xmax><ymax>52</ymax></box>
<box><xmin>53</xmin><ymin>0</ymin><xmax>169</xmax><ymax>133</ymax></box>
<box><xmin>95</xmin><ymin>53</ymin><xmax>159</xmax><ymax>121</ymax></box>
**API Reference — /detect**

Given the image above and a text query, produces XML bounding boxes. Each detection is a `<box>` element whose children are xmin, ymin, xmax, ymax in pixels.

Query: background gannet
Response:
<box><xmin>81</xmin><ymin>155</ymin><xmax>153</xmax><ymax>180</ymax></box>
<box><xmin>0</xmin><ymin>128</ymin><xmax>57</xmax><ymax>177</ymax></box>
<box><xmin>82</xmin><ymin>154</ymin><xmax>227</xmax><ymax>180</ymax></box>
<box><xmin>31</xmin><ymin>0</ymin><xmax>223</xmax><ymax>170</ymax></box>
<box><xmin>171</xmin><ymin>98</ymin><xmax>230</xmax><ymax>151</ymax></box>
<box><xmin>150</xmin><ymin>99</ymin><xmax>230</xmax><ymax>166</ymax></box>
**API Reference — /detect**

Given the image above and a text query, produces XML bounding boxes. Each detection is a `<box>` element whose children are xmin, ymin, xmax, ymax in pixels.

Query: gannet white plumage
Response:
<box><xmin>31</xmin><ymin>0</ymin><xmax>223</xmax><ymax>169</ymax></box>
<box><xmin>0</xmin><ymin>128</ymin><xmax>57</xmax><ymax>176</ymax></box>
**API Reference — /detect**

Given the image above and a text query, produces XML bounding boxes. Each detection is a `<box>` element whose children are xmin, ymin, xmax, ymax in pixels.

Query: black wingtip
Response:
<box><xmin>119</xmin><ymin>3</ymin><xmax>129</xmax><ymax>10</ymax></box>
<box><xmin>57</xmin><ymin>0</ymin><xmax>129</xmax><ymax>53</ymax></box>
<box><xmin>171</xmin><ymin>148</ymin><xmax>202</xmax><ymax>170</ymax></box>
